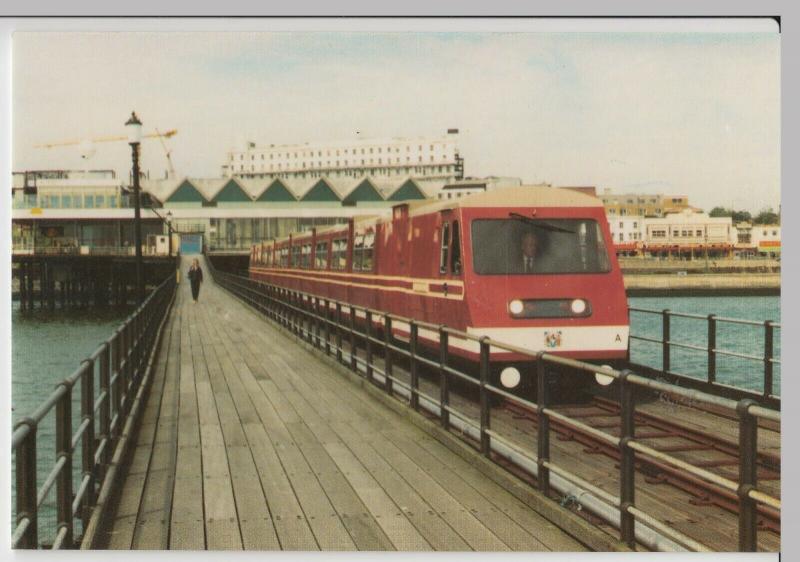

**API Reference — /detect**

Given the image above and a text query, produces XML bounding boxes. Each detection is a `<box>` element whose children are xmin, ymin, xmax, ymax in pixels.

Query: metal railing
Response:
<box><xmin>11</xmin><ymin>269</ymin><xmax>177</xmax><ymax>549</ymax></box>
<box><xmin>629</xmin><ymin>307</ymin><xmax>780</xmax><ymax>405</ymax></box>
<box><xmin>208</xmin><ymin>262</ymin><xmax>780</xmax><ymax>552</ymax></box>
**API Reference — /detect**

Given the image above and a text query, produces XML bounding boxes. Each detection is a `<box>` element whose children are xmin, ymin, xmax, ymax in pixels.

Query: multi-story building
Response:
<box><xmin>600</xmin><ymin>189</ymin><xmax>690</xmax><ymax>218</ymax></box>
<box><xmin>750</xmin><ymin>224</ymin><xmax>781</xmax><ymax>256</ymax></box>
<box><xmin>607</xmin><ymin>217</ymin><xmax>644</xmax><ymax>248</ymax></box>
<box><xmin>222</xmin><ymin>129</ymin><xmax>464</xmax><ymax>186</ymax></box>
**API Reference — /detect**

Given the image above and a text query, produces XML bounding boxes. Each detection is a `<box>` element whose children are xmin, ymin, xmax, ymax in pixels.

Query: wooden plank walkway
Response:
<box><xmin>100</xmin><ymin>256</ymin><xmax>588</xmax><ymax>551</ymax></box>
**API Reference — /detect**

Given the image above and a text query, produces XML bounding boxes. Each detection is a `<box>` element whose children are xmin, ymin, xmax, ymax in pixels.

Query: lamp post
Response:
<box><xmin>126</xmin><ymin>111</ymin><xmax>145</xmax><ymax>304</ymax></box>
<box><xmin>166</xmin><ymin>210</ymin><xmax>173</xmax><ymax>257</ymax></box>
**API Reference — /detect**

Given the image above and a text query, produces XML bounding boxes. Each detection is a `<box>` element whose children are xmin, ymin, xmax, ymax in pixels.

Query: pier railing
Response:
<box><xmin>629</xmin><ymin>307</ymin><xmax>780</xmax><ymax>407</ymax></box>
<box><xmin>11</xmin><ymin>268</ymin><xmax>177</xmax><ymax>549</ymax></box>
<box><xmin>208</xmin><ymin>264</ymin><xmax>780</xmax><ymax>553</ymax></box>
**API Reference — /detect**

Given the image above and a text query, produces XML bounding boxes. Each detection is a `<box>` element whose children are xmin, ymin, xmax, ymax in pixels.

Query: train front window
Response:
<box><xmin>471</xmin><ymin>218</ymin><xmax>611</xmax><ymax>275</ymax></box>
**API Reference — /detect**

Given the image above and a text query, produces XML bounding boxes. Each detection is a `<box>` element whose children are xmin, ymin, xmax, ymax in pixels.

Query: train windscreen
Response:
<box><xmin>471</xmin><ymin>218</ymin><xmax>611</xmax><ymax>275</ymax></box>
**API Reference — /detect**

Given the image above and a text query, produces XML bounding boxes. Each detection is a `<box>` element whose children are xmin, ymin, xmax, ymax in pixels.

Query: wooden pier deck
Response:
<box><xmin>99</xmin><ymin>256</ymin><xmax>592</xmax><ymax>551</ymax></box>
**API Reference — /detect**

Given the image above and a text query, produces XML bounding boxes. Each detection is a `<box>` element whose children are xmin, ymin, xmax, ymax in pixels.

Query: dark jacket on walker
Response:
<box><xmin>188</xmin><ymin>265</ymin><xmax>203</xmax><ymax>300</ymax></box>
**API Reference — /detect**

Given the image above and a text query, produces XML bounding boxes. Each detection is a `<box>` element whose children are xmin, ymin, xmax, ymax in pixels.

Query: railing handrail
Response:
<box><xmin>627</xmin><ymin>306</ymin><xmax>780</xmax><ymax>403</ymax></box>
<box><xmin>629</xmin><ymin>306</ymin><xmax>781</xmax><ymax>329</ymax></box>
<box><xmin>207</xmin><ymin>261</ymin><xmax>779</xmax><ymax>553</ymax></box>
<box><xmin>12</xmin><ymin>259</ymin><xmax>178</xmax><ymax>549</ymax></box>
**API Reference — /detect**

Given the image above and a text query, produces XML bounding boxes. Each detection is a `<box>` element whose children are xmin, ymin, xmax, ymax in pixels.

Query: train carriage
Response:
<box><xmin>249</xmin><ymin>185</ymin><xmax>629</xmax><ymax>391</ymax></box>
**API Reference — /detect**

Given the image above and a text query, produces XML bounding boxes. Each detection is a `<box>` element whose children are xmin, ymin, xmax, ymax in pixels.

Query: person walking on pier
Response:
<box><xmin>188</xmin><ymin>258</ymin><xmax>204</xmax><ymax>303</ymax></box>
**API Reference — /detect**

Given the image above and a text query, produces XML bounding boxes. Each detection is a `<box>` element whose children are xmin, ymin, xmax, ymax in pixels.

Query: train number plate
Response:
<box><xmin>544</xmin><ymin>330</ymin><xmax>563</xmax><ymax>348</ymax></box>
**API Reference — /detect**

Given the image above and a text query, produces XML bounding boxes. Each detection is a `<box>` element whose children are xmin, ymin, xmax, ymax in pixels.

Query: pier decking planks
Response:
<box><xmin>102</xmin><ymin>256</ymin><xmax>587</xmax><ymax>551</ymax></box>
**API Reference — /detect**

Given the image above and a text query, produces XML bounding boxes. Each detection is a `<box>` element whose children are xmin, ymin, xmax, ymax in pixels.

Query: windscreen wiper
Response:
<box><xmin>508</xmin><ymin>212</ymin><xmax>576</xmax><ymax>233</ymax></box>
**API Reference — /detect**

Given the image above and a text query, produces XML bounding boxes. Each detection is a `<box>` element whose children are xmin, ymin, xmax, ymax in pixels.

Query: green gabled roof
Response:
<box><xmin>301</xmin><ymin>179</ymin><xmax>340</xmax><ymax>202</ymax></box>
<box><xmin>166</xmin><ymin>179</ymin><xmax>207</xmax><ymax>203</ymax></box>
<box><xmin>389</xmin><ymin>179</ymin><xmax>426</xmax><ymax>201</ymax></box>
<box><xmin>213</xmin><ymin>179</ymin><xmax>251</xmax><ymax>202</ymax></box>
<box><xmin>343</xmin><ymin>179</ymin><xmax>384</xmax><ymax>205</ymax></box>
<box><xmin>256</xmin><ymin>179</ymin><xmax>296</xmax><ymax>202</ymax></box>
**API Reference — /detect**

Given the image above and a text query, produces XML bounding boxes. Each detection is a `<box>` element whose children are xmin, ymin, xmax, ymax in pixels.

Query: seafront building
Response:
<box><xmin>221</xmin><ymin>129</ymin><xmax>464</xmax><ymax>186</ymax></box>
<box><xmin>599</xmin><ymin>189</ymin><xmax>691</xmax><ymax>217</ymax></box>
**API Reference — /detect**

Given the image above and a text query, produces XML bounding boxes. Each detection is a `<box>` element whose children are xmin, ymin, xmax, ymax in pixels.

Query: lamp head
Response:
<box><xmin>125</xmin><ymin>111</ymin><xmax>143</xmax><ymax>144</ymax></box>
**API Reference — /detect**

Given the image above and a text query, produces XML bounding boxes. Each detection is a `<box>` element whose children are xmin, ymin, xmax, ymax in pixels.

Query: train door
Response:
<box><xmin>435</xmin><ymin>210</ymin><xmax>463</xmax><ymax>324</ymax></box>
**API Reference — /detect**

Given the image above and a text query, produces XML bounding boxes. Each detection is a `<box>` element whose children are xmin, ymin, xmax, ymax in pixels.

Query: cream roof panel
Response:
<box><xmin>407</xmin><ymin>185</ymin><xmax>603</xmax><ymax>216</ymax></box>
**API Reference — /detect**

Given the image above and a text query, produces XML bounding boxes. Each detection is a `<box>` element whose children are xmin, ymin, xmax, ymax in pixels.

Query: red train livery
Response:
<box><xmin>249</xmin><ymin>186</ymin><xmax>629</xmax><ymax>389</ymax></box>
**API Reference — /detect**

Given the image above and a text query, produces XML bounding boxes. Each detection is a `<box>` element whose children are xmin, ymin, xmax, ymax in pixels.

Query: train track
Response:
<box><xmin>502</xmin><ymin>396</ymin><xmax>781</xmax><ymax>534</ymax></box>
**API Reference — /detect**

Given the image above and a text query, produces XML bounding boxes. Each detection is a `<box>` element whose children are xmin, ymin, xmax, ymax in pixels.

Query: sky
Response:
<box><xmin>11</xmin><ymin>30</ymin><xmax>780</xmax><ymax>213</ymax></box>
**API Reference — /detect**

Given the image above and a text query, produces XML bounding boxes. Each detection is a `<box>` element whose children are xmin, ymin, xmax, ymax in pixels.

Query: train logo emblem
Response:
<box><xmin>544</xmin><ymin>330</ymin><xmax>563</xmax><ymax>348</ymax></box>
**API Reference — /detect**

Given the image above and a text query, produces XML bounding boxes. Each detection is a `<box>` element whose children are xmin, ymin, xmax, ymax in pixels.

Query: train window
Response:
<box><xmin>352</xmin><ymin>234</ymin><xmax>365</xmax><ymax>271</ymax></box>
<box><xmin>291</xmin><ymin>244</ymin><xmax>302</xmax><ymax>268</ymax></box>
<box><xmin>451</xmin><ymin>221</ymin><xmax>462</xmax><ymax>275</ymax></box>
<box><xmin>315</xmin><ymin>242</ymin><xmax>329</xmax><ymax>269</ymax></box>
<box><xmin>471</xmin><ymin>218</ymin><xmax>611</xmax><ymax>275</ymax></box>
<box><xmin>439</xmin><ymin>223</ymin><xmax>450</xmax><ymax>274</ymax></box>
<box><xmin>301</xmin><ymin>244</ymin><xmax>312</xmax><ymax>268</ymax></box>
<box><xmin>362</xmin><ymin>233</ymin><xmax>375</xmax><ymax>272</ymax></box>
<box><xmin>331</xmin><ymin>238</ymin><xmax>347</xmax><ymax>270</ymax></box>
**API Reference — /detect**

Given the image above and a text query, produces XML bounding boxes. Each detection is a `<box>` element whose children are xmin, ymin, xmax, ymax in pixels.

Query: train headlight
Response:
<box><xmin>570</xmin><ymin>299</ymin><xmax>587</xmax><ymax>315</ymax></box>
<box><xmin>500</xmin><ymin>367</ymin><xmax>521</xmax><ymax>389</ymax></box>
<box><xmin>595</xmin><ymin>365</ymin><xmax>615</xmax><ymax>386</ymax></box>
<box><xmin>508</xmin><ymin>299</ymin><xmax>524</xmax><ymax>315</ymax></box>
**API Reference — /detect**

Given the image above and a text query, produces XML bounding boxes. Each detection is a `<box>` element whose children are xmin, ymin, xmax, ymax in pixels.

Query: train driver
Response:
<box><xmin>520</xmin><ymin>231</ymin><xmax>540</xmax><ymax>273</ymax></box>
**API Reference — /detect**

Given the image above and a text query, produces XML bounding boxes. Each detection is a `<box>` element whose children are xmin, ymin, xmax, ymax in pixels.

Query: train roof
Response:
<box><xmin>407</xmin><ymin>185</ymin><xmax>603</xmax><ymax>216</ymax></box>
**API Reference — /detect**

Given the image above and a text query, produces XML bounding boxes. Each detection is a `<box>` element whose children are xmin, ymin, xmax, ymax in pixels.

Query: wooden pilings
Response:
<box><xmin>14</xmin><ymin>256</ymin><xmax>175</xmax><ymax>311</ymax></box>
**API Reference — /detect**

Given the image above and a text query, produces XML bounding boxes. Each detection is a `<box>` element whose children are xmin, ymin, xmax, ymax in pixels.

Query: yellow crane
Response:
<box><xmin>35</xmin><ymin>128</ymin><xmax>179</xmax><ymax>178</ymax></box>
<box><xmin>34</xmin><ymin>129</ymin><xmax>177</xmax><ymax>149</ymax></box>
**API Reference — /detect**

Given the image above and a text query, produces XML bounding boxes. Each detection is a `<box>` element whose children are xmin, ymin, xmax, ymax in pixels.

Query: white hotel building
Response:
<box><xmin>221</xmin><ymin>129</ymin><xmax>464</xmax><ymax>184</ymax></box>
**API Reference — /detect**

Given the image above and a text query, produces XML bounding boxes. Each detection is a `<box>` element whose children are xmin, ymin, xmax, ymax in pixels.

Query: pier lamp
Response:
<box><xmin>126</xmin><ymin>111</ymin><xmax>145</xmax><ymax>304</ymax></box>
<box><xmin>166</xmin><ymin>210</ymin><xmax>173</xmax><ymax>257</ymax></box>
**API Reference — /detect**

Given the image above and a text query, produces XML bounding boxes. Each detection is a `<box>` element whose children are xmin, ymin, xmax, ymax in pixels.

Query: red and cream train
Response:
<box><xmin>249</xmin><ymin>185</ymin><xmax>629</xmax><ymax>390</ymax></box>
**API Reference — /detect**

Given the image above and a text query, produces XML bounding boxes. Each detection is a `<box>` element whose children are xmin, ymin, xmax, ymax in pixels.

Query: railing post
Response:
<box><xmin>305</xmin><ymin>295</ymin><xmax>313</xmax><ymax>344</ymax></box>
<box><xmin>737</xmin><ymin>399</ymin><xmax>758</xmax><ymax>552</ymax></box>
<box><xmin>324</xmin><ymin>299</ymin><xmax>331</xmax><ymax>356</ymax></box>
<box><xmin>618</xmin><ymin>369</ymin><xmax>636</xmax><ymax>548</ymax></box>
<box><xmin>536</xmin><ymin>352</ymin><xmax>550</xmax><ymax>494</ymax></box>
<box><xmin>80</xmin><ymin>358</ymin><xmax>96</xmax><ymax>529</ymax></box>
<box><xmin>764</xmin><ymin>320</ymin><xmax>774</xmax><ymax>398</ymax></box>
<box><xmin>410</xmin><ymin>322</ymin><xmax>419</xmax><ymax>411</ymax></box>
<box><xmin>313</xmin><ymin>297</ymin><xmax>320</xmax><ymax>348</ymax></box>
<box><xmin>111</xmin><ymin>331</ymin><xmax>122</xmax><ymax>441</ymax></box>
<box><xmin>336</xmin><ymin>303</ymin><xmax>343</xmax><ymax>363</ymax></box>
<box><xmin>384</xmin><ymin>315</ymin><xmax>393</xmax><ymax>395</ymax></box>
<box><xmin>14</xmin><ymin>418</ymin><xmax>38</xmax><ymax>548</ymax></box>
<box><xmin>479</xmin><ymin>337</ymin><xmax>491</xmax><ymax>457</ymax></box>
<box><xmin>662</xmin><ymin>309</ymin><xmax>671</xmax><ymax>374</ymax></box>
<box><xmin>350</xmin><ymin>307</ymin><xmax>358</xmax><ymax>372</ymax></box>
<box><xmin>439</xmin><ymin>326</ymin><xmax>450</xmax><ymax>430</ymax></box>
<box><xmin>365</xmin><ymin>310</ymin><xmax>374</xmax><ymax>382</ymax></box>
<box><xmin>707</xmin><ymin>314</ymin><xmax>717</xmax><ymax>384</ymax></box>
<box><xmin>56</xmin><ymin>381</ymin><xmax>74</xmax><ymax>548</ymax></box>
<box><xmin>99</xmin><ymin>341</ymin><xmax>112</xmax><ymax>480</ymax></box>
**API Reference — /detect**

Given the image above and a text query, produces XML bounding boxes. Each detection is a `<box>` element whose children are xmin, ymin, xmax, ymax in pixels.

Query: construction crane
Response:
<box><xmin>154</xmin><ymin>127</ymin><xmax>177</xmax><ymax>179</ymax></box>
<box><xmin>35</xmin><ymin>128</ymin><xmax>178</xmax><ymax>178</ymax></box>
<box><xmin>34</xmin><ymin>129</ymin><xmax>177</xmax><ymax>149</ymax></box>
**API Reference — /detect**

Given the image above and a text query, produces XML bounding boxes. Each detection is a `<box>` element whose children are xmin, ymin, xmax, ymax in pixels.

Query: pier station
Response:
<box><xmin>11</xmin><ymin>253</ymin><xmax>781</xmax><ymax>553</ymax></box>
